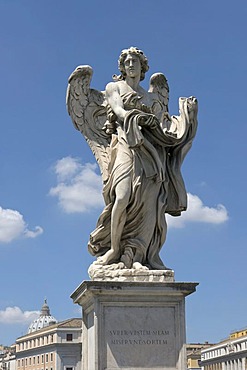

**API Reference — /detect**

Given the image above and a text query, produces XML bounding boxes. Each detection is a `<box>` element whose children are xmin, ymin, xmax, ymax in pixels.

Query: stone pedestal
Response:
<box><xmin>71</xmin><ymin>279</ymin><xmax>198</xmax><ymax>370</ymax></box>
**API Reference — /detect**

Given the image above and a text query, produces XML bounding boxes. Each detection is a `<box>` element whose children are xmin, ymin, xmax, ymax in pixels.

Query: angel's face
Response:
<box><xmin>124</xmin><ymin>53</ymin><xmax>141</xmax><ymax>79</ymax></box>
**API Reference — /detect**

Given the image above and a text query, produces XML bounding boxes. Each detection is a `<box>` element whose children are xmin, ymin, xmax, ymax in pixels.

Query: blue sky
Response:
<box><xmin>0</xmin><ymin>0</ymin><xmax>246</xmax><ymax>346</ymax></box>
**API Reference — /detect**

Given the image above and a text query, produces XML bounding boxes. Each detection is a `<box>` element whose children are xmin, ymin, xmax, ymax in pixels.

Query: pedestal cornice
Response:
<box><xmin>71</xmin><ymin>280</ymin><xmax>198</xmax><ymax>305</ymax></box>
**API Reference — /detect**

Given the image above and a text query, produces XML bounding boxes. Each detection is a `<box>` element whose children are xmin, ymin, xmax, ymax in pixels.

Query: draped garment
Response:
<box><xmin>88</xmin><ymin>93</ymin><xmax>197</xmax><ymax>269</ymax></box>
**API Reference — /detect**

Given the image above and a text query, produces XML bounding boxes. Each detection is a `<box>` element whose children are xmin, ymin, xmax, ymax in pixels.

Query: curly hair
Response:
<box><xmin>117</xmin><ymin>47</ymin><xmax>149</xmax><ymax>81</ymax></box>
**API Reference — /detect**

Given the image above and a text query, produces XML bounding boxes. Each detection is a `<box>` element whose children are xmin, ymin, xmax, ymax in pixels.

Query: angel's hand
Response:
<box><xmin>102</xmin><ymin>121</ymin><xmax>116</xmax><ymax>135</ymax></box>
<box><xmin>138</xmin><ymin>114</ymin><xmax>159</xmax><ymax>129</ymax></box>
<box><xmin>138</xmin><ymin>115</ymin><xmax>147</xmax><ymax>126</ymax></box>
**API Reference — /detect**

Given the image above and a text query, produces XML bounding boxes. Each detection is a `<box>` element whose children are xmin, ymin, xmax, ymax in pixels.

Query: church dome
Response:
<box><xmin>28</xmin><ymin>299</ymin><xmax>57</xmax><ymax>333</ymax></box>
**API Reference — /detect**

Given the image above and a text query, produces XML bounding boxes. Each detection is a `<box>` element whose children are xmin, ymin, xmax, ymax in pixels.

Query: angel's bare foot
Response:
<box><xmin>107</xmin><ymin>262</ymin><xmax>126</xmax><ymax>270</ymax></box>
<box><xmin>132</xmin><ymin>262</ymin><xmax>149</xmax><ymax>270</ymax></box>
<box><xmin>96</xmin><ymin>249</ymin><xmax>119</xmax><ymax>265</ymax></box>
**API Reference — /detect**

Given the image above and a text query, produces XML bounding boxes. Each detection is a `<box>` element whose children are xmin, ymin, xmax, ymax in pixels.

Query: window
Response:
<box><xmin>37</xmin><ymin>356</ymin><xmax>40</xmax><ymax>364</ymax></box>
<box><xmin>50</xmin><ymin>353</ymin><xmax>53</xmax><ymax>362</ymax></box>
<box><xmin>41</xmin><ymin>355</ymin><xmax>44</xmax><ymax>364</ymax></box>
<box><xmin>66</xmin><ymin>368</ymin><xmax>73</xmax><ymax>370</ymax></box>
<box><xmin>46</xmin><ymin>354</ymin><xmax>48</xmax><ymax>362</ymax></box>
<box><xmin>66</xmin><ymin>334</ymin><xmax>73</xmax><ymax>341</ymax></box>
<box><xmin>18</xmin><ymin>360</ymin><xmax>20</xmax><ymax>367</ymax></box>
<box><xmin>50</xmin><ymin>335</ymin><xmax>53</xmax><ymax>343</ymax></box>
<box><xmin>29</xmin><ymin>358</ymin><xmax>32</xmax><ymax>365</ymax></box>
<box><xmin>33</xmin><ymin>357</ymin><xmax>35</xmax><ymax>365</ymax></box>
<box><xmin>21</xmin><ymin>359</ymin><xmax>24</xmax><ymax>366</ymax></box>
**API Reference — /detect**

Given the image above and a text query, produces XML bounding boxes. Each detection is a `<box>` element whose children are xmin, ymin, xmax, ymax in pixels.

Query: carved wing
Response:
<box><xmin>149</xmin><ymin>73</ymin><xmax>169</xmax><ymax>122</ymax></box>
<box><xmin>66</xmin><ymin>65</ymin><xmax>111</xmax><ymax>183</ymax></box>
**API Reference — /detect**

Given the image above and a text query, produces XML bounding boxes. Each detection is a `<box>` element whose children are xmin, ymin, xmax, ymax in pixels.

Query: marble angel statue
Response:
<box><xmin>66</xmin><ymin>47</ymin><xmax>198</xmax><ymax>271</ymax></box>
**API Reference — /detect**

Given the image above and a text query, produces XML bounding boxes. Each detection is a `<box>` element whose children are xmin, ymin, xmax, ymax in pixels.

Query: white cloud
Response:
<box><xmin>0</xmin><ymin>207</ymin><xmax>43</xmax><ymax>244</ymax></box>
<box><xmin>49</xmin><ymin>157</ymin><xmax>104</xmax><ymax>213</ymax></box>
<box><xmin>0</xmin><ymin>307</ymin><xmax>40</xmax><ymax>324</ymax></box>
<box><xmin>167</xmin><ymin>193</ymin><xmax>228</xmax><ymax>228</ymax></box>
<box><xmin>24</xmin><ymin>226</ymin><xmax>43</xmax><ymax>239</ymax></box>
<box><xmin>53</xmin><ymin>156</ymin><xmax>80</xmax><ymax>181</ymax></box>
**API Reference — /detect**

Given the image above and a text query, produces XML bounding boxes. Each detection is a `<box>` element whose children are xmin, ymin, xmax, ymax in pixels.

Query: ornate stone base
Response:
<box><xmin>88</xmin><ymin>263</ymin><xmax>175</xmax><ymax>282</ymax></box>
<box><xmin>71</xmin><ymin>280</ymin><xmax>198</xmax><ymax>370</ymax></box>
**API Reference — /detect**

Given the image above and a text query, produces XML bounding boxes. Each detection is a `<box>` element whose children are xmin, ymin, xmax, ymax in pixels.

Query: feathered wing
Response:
<box><xmin>149</xmin><ymin>72</ymin><xmax>169</xmax><ymax>123</ymax></box>
<box><xmin>66</xmin><ymin>65</ymin><xmax>111</xmax><ymax>183</ymax></box>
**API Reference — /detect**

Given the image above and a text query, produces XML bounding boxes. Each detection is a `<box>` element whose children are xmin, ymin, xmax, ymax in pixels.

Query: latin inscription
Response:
<box><xmin>110</xmin><ymin>330</ymin><xmax>169</xmax><ymax>336</ymax></box>
<box><xmin>109</xmin><ymin>329</ymin><xmax>170</xmax><ymax>346</ymax></box>
<box><xmin>104</xmin><ymin>306</ymin><xmax>176</xmax><ymax>368</ymax></box>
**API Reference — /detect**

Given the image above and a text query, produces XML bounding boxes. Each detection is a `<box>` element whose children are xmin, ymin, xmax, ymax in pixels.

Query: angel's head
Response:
<box><xmin>117</xmin><ymin>47</ymin><xmax>149</xmax><ymax>81</ymax></box>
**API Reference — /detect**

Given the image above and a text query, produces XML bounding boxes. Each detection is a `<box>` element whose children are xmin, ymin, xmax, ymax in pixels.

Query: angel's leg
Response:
<box><xmin>97</xmin><ymin>176</ymin><xmax>131</xmax><ymax>265</ymax></box>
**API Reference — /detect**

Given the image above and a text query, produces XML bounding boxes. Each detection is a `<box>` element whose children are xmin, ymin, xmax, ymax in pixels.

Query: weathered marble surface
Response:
<box><xmin>67</xmin><ymin>47</ymin><xmax>198</xmax><ymax>271</ymax></box>
<box><xmin>88</xmin><ymin>262</ymin><xmax>174</xmax><ymax>282</ymax></box>
<box><xmin>71</xmin><ymin>280</ymin><xmax>198</xmax><ymax>370</ymax></box>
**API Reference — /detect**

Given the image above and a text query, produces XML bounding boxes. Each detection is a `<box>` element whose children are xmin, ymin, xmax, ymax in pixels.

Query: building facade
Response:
<box><xmin>15</xmin><ymin>301</ymin><xmax>82</xmax><ymax>370</ymax></box>
<box><xmin>0</xmin><ymin>345</ymin><xmax>16</xmax><ymax>370</ymax></box>
<box><xmin>201</xmin><ymin>329</ymin><xmax>247</xmax><ymax>370</ymax></box>
<box><xmin>187</xmin><ymin>343</ymin><xmax>214</xmax><ymax>370</ymax></box>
